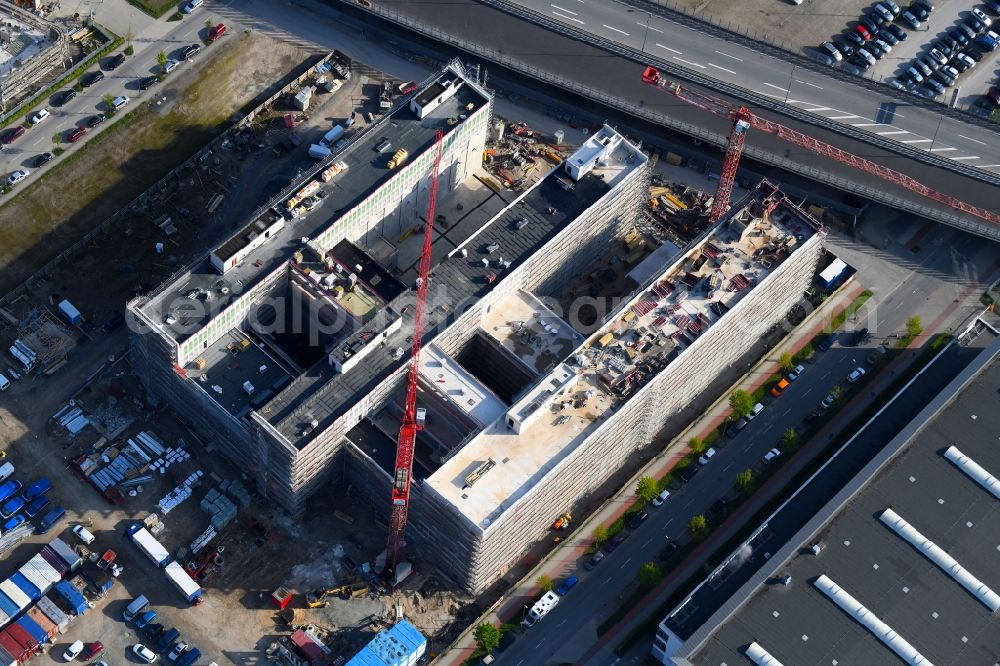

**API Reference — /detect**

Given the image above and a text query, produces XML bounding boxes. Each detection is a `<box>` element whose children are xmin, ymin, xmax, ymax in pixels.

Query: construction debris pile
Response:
<box><xmin>642</xmin><ymin>173</ymin><xmax>714</xmax><ymax>245</ymax></box>
<box><xmin>482</xmin><ymin>118</ymin><xmax>564</xmax><ymax>191</ymax></box>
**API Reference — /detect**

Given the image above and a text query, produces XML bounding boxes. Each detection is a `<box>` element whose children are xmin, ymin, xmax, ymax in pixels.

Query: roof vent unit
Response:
<box><xmin>242</xmin><ymin>381</ymin><xmax>255</xmax><ymax>395</ymax></box>
<box><xmin>463</xmin><ymin>458</ymin><xmax>496</xmax><ymax>489</ymax></box>
<box><xmin>258</xmin><ymin>364</ymin><xmax>268</xmax><ymax>374</ymax></box>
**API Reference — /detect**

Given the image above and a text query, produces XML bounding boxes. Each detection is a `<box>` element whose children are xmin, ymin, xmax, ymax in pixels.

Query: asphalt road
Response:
<box><xmin>0</xmin><ymin>17</ymin><xmax>216</xmax><ymax>182</ymax></box>
<box><xmin>342</xmin><ymin>0</ymin><xmax>1000</xmax><ymax>236</ymax></box>
<box><xmin>514</xmin><ymin>0</ymin><xmax>1000</xmax><ymax>172</ymax></box>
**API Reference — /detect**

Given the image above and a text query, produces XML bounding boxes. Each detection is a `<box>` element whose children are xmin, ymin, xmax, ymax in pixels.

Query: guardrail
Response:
<box><xmin>473</xmin><ymin>0</ymin><xmax>1000</xmax><ymax>189</ymax></box>
<box><xmin>337</xmin><ymin>1</ymin><xmax>1000</xmax><ymax>241</ymax></box>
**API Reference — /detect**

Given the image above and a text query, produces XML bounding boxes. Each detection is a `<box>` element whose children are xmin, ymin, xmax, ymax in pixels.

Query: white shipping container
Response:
<box><xmin>0</xmin><ymin>580</ymin><xmax>30</xmax><ymax>610</ymax></box>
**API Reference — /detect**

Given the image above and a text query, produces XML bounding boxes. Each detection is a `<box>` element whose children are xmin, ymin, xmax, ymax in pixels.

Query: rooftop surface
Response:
<box><xmin>690</xmin><ymin>348</ymin><xmax>1000</xmax><ymax>666</ymax></box>
<box><xmin>258</xmin><ymin>164</ymin><xmax>614</xmax><ymax>446</ymax></box>
<box><xmin>139</xmin><ymin>73</ymin><xmax>488</xmax><ymax>344</ymax></box>
<box><xmin>418</xmin><ymin>345</ymin><xmax>507</xmax><ymax>429</ymax></box>
<box><xmin>426</xmin><ymin>184</ymin><xmax>820</xmax><ymax>527</ymax></box>
<box><xmin>479</xmin><ymin>290</ymin><xmax>583</xmax><ymax>377</ymax></box>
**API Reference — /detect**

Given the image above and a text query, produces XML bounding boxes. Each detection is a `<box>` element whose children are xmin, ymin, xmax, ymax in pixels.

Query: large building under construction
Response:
<box><xmin>129</xmin><ymin>62</ymin><xmax>825</xmax><ymax>592</ymax></box>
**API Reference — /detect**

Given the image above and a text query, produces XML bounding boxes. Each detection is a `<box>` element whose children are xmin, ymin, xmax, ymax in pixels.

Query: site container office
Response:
<box><xmin>1</xmin><ymin>582</ymin><xmax>30</xmax><ymax>611</ymax></box>
<box><xmin>53</xmin><ymin>581</ymin><xmax>87</xmax><ymax>616</ymax></box>
<box><xmin>15</xmin><ymin>568</ymin><xmax>47</xmax><ymax>600</ymax></box>
<box><xmin>0</xmin><ymin>592</ymin><xmax>17</xmax><ymax>620</ymax></box>
<box><xmin>0</xmin><ymin>632</ymin><xmax>22</xmax><ymax>664</ymax></box>
<box><xmin>9</xmin><ymin>574</ymin><xmax>39</xmax><ymax>603</ymax></box>
<box><xmin>6</xmin><ymin>622</ymin><xmax>39</xmax><ymax>658</ymax></box>
<box><xmin>47</xmin><ymin>538</ymin><xmax>82</xmax><ymax>572</ymax></box>
<box><xmin>128</xmin><ymin>525</ymin><xmax>170</xmax><ymax>567</ymax></box>
<box><xmin>36</xmin><ymin>597</ymin><xmax>68</xmax><ymax>633</ymax></box>
<box><xmin>15</xmin><ymin>615</ymin><xmax>48</xmax><ymax>647</ymax></box>
<box><xmin>26</xmin><ymin>608</ymin><xmax>56</xmax><ymax>642</ymax></box>
<box><xmin>38</xmin><ymin>549</ymin><xmax>68</xmax><ymax>578</ymax></box>
<box><xmin>0</xmin><ymin>643</ymin><xmax>13</xmax><ymax>666</ymax></box>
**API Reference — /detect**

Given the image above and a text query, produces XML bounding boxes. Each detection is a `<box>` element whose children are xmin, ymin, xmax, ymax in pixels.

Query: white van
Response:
<box><xmin>0</xmin><ymin>463</ymin><xmax>14</xmax><ymax>484</ymax></box>
<box><xmin>72</xmin><ymin>524</ymin><xmax>96</xmax><ymax>544</ymax></box>
<box><xmin>0</xmin><ymin>374</ymin><xmax>9</xmax><ymax>391</ymax></box>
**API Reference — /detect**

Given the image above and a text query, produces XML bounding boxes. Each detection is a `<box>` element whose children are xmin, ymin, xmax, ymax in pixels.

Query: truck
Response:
<box><xmin>126</xmin><ymin>524</ymin><xmax>169</xmax><ymax>567</ymax></box>
<box><xmin>522</xmin><ymin>590</ymin><xmax>559</xmax><ymax>627</ymax></box>
<box><xmin>57</xmin><ymin>300</ymin><xmax>82</xmax><ymax>326</ymax></box>
<box><xmin>164</xmin><ymin>561</ymin><xmax>202</xmax><ymax>603</ymax></box>
<box><xmin>320</xmin><ymin>124</ymin><xmax>345</xmax><ymax>147</ymax></box>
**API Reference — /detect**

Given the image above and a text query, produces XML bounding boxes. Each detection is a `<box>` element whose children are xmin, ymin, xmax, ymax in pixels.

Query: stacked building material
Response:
<box><xmin>221</xmin><ymin>479</ymin><xmax>252</xmax><ymax>508</ymax></box>
<box><xmin>199</xmin><ymin>487</ymin><xmax>237</xmax><ymax>530</ymax></box>
<box><xmin>157</xmin><ymin>470</ymin><xmax>203</xmax><ymax>514</ymax></box>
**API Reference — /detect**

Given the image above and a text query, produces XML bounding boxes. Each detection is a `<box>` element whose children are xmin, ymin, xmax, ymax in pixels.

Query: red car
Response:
<box><xmin>1</xmin><ymin>126</ymin><xmax>25</xmax><ymax>144</ymax></box>
<box><xmin>854</xmin><ymin>23</ymin><xmax>873</xmax><ymax>41</ymax></box>
<box><xmin>208</xmin><ymin>23</ymin><xmax>226</xmax><ymax>41</ymax></box>
<box><xmin>81</xmin><ymin>642</ymin><xmax>103</xmax><ymax>660</ymax></box>
<box><xmin>69</xmin><ymin>126</ymin><xmax>87</xmax><ymax>143</ymax></box>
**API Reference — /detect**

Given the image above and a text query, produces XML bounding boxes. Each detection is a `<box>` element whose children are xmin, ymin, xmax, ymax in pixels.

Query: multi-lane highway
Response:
<box><xmin>0</xmin><ymin>17</ymin><xmax>217</xmax><ymax>181</ymax></box>
<box><xmin>509</xmin><ymin>0</ymin><xmax>1000</xmax><ymax>172</ymax></box>
<box><xmin>339</xmin><ymin>0</ymin><xmax>1000</xmax><ymax>237</ymax></box>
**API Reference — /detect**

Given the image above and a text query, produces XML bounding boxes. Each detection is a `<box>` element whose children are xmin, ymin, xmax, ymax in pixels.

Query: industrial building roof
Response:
<box><xmin>426</xmin><ymin>182</ymin><xmax>821</xmax><ymax>527</ymax></box>
<box><xmin>689</xmin><ymin>347</ymin><xmax>1000</xmax><ymax>666</ymax></box>
<box><xmin>479</xmin><ymin>290</ymin><xmax>582</xmax><ymax>377</ymax></box>
<box><xmin>258</xmin><ymin>162</ymin><xmax>613</xmax><ymax>446</ymax></box>
<box><xmin>138</xmin><ymin>71</ymin><xmax>488</xmax><ymax>344</ymax></box>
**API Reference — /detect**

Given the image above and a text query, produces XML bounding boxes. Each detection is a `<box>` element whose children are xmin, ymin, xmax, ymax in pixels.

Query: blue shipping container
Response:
<box><xmin>14</xmin><ymin>616</ymin><xmax>47</xmax><ymax>646</ymax></box>
<box><xmin>9</xmin><ymin>574</ymin><xmax>38</xmax><ymax>603</ymax></box>
<box><xmin>53</xmin><ymin>582</ymin><xmax>87</xmax><ymax>616</ymax></box>
<box><xmin>0</xmin><ymin>593</ymin><xmax>18</xmax><ymax>619</ymax></box>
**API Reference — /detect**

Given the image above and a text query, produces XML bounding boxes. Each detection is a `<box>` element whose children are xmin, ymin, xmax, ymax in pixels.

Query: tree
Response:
<box><xmin>688</xmin><ymin>435</ymin><xmax>706</xmax><ymax>454</ymax></box>
<box><xmin>831</xmin><ymin>385</ymin><xmax>843</xmax><ymax>401</ymax></box>
<box><xmin>536</xmin><ymin>574</ymin><xmax>553</xmax><ymax>593</ymax></box>
<box><xmin>124</xmin><ymin>24</ymin><xmax>135</xmax><ymax>47</ymax></box>
<box><xmin>156</xmin><ymin>49</ymin><xmax>168</xmax><ymax>74</ymax></box>
<box><xmin>637</xmin><ymin>561</ymin><xmax>663</xmax><ymax>588</ymax></box>
<box><xmin>735</xmin><ymin>468</ymin><xmax>754</xmax><ymax>493</ymax></box>
<box><xmin>473</xmin><ymin>623</ymin><xmax>500</xmax><ymax>653</ymax></box>
<box><xmin>592</xmin><ymin>525</ymin><xmax>609</xmax><ymax>546</ymax></box>
<box><xmin>780</xmin><ymin>428</ymin><xmax>798</xmax><ymax>454</ymax></box>
<box><xmin>101</xmin><ymin>93</ymin><xmax>116</xmax><ymax>113</ymax></box>
<box><xmin>906</xmin><ymin>316</ymin><xmax>923</xmax><ymax>338</ymax></box>
<box><xmin>688</xmin><ymin>514</ymin><xmax>708</xmax><ymax>540</ymax></box>
<box><xmin>636</xmin><ymin>475</ymin><xmax>658</xmax><ymax>503</ymax></box>
<box><xmin>729</xmin><ymin>389</ymin><xmax>754</xmax><ymax>418</ymax></box>
<box><xmin>205</xmin><ymin>18</ymin><xmax>215</xmax><ymax>30</ymax></box>
<box><xmin>779</xmin><ymin>352</ymin><xmax>794</xmax><ymax>373</ymax></box>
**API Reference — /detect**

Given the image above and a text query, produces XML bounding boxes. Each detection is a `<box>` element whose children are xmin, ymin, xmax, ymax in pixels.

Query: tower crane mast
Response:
<box><xmin>386</xmin><ymin>128</ymin><xmax>445</xmax><ymax>575</ymax></box>
<box><xmin>641</xmin><ymin>66</ymin><xmax>1000</xmax><ymax>226</ymax></box>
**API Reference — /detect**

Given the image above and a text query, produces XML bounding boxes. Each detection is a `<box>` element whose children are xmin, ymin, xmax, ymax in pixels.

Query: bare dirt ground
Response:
<box><xmin>655</xmin><ymin>0</ymin><xmax>961</xmax><ymax>54</ymax></box>
<box><xmin>0</xmin><ymin>30</ymin><xmax>311</xmax><ymax>296</ymax></box>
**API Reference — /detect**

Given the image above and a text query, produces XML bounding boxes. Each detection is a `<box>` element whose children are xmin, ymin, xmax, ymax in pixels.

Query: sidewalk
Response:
<box><xmin>435</xmin><ymin>284</ymin><xmax>867</xmax><ymax>664</ymax></box>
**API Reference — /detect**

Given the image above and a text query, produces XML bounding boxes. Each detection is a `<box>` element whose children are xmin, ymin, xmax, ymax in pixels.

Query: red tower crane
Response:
<box><xmin>641</xmin><ymin>66</ymin><xmax>1000</xmax><ymax>226</ymax></box>
<box><xmin>385</xmin><ymin>128</ymin><xmax>445</xmax><ymax>576</ymax></box>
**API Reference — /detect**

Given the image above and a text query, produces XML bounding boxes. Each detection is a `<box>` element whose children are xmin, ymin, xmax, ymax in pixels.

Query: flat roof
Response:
<box><xmin>418</xmin><ymin>345</ymin><xmax>507</xmax><ymax>428</ymax></box>
<box><xmin>329</xmin><ymin>239</ymin><xmax>406</xmax><ymax>304</ymax></box>
<box><xmin>689</xmin><ymin>343</ymin><xmax>1000</xmax><ymax>665</ymax></box>
<box><xmin>426</xmin><ymin>182</ymin><xmax>821</xmax><ymax>527</ymax></box>
<box><xmin>139</xmin><ymin>72</ymin><xmax>488</xmax><ymax>343</ymax></box>
<box><xmin>479</xmin><ymin>290</ymin><xmax>583</xmax><ymax>376</ymax></box>
<box><xmin>187</xmin><ymin>330</ymin><xmax>294</xmax><ymax>418</ymax></box>
<box><xmin>258</xmin><ymin>166</ymin><xmax>614</xmax><ymax>446</ymax></box>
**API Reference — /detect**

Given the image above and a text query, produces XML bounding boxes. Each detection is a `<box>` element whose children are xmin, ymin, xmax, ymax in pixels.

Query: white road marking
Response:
<box><xmin>673</xmin><ymin>56</ymin><xmax>706</xmax><ymax>69</ymax></box>
<box><xmin>980</xmin><ymin>164</ymin><xmax>1000</xmax><ymax>168</ymax></box>
<box><xmin>851</xmin><ymin>122</ymin><xmax>885</xmax><ymax>127</ymax></box>
<box><xmin>760</xmin><ymin>92</ymin><xmax>784</xmax><ymax>99</ymax></box>
<box><xmin>794</xmin><ymin>79</ymin><xmax>823</xmax><ymax>89</ymax></box>
<box><xmin>665</xmin><ymin>518</ymin><xmax>674</xmax><ymax>526</ymax></box>
<box><xmin>603</xmin><ymin>24</ymin><xmax>630</xmax><ymax>35</ymax></box>
<box><xmin>620</xmin><ymin>557</ymin><xmax>632</xmax><ymax>569</ymax></box>
<box><xmin>957</xmin><ymin>134</ymin><xmax>987</xmax><ymax>146</ymax></box>
<box><xmin>655</xmin><ymin>43</ymin><xmax>682</xmax><ymax>54</ymax></box>
<box><xmin>551</xmin><ymin>4</ymin><xmax>577</xmax><ymax>14</ymax></box>
<box><xmin>637</xmin><ymin>22</ymin><xmax>664</xmax><ymax>33</ymax></box>
<box><xmin>535</xmin><ymin>640</ymin><xmax>546</xmax><ymax>648</ymax></box>
<box><xmin>876</xmin><ymin>130</ymin><xmax>909</xmax><ymax>135</ymax></box>
<box><xmin>901</xmin><ymin>138</ymin><xmax>932</xmax><ymax>143</ymax></box>
<box><xmin>804</xmin><ymin>106</ymin><xmax>831</xmax><ymax>111</ymax></box>
<box><xmin>763</xmin><ymin>82</ymin><xmax>788</xmax><ymax>92</ymax></box>
<box><xmin>556</xmin><ymin>619</ymin><xmax>567</xmax><ymax>627</ymax></box>
<box><xmin>951</xmin><ymin>155</ymin><xmax>980</xmax><ymax>160</ymax></box>
<box><xmin>828</xmin><ymin>114</ymin><xmax>860</xmax><ymax>119</ymax></box>
<box><xmin>707</xmin><ymin>62</ymin><xmax>737</xmax><ymax>74</ymax></box>
<box><xmin>604</xmin><ymin>576</ymin><xmax>614</xmax><ymax>584</ymax></box>
<box><xmin>714</xmin><ymin>50</ymin><xmax>743</xmax><ymax>61</ymax></box>
<box><xmin>643</xmin><ymin>537</ymin><xmax>653</xmax><ymax>547</ymax></box>
<box><xmin>552</xmin><ymin>10</ymin><xmax>584</xmax><ymax>23</ymax></box>
<box><xmin>781</xmin><ymin>407</ymin><xmax>791</xmax><ymax>416</ymax></box>
<box><xmin>928</xmin><ymin>147</ymin><xmax>957</xmax><ymax>152</ymax></box>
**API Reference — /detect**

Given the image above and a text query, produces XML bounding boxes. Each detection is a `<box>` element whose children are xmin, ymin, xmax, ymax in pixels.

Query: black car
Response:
<box><xmin>860</xmin><ymin>15</ymin><xmax>881</xmax><ymax>33</ymax></box>
<box><xmin>626</xmin><ymin>510</ymin><xmax>649</xmax><ymax>529</ymax></box>
<box><xmin>851</xmin><ymin>54</ymin><xmax>874</xmax><ymax>70</ymax></box>
<box><xmin>139</xmin><ymin>76</ymin><xmax>158</xmax><ymax>90</ymax></box>
<box><xmin>102</xmin><ymin>313</ymin><xmax>124</xmax><ymax>333</ymax></box>
<box><xmin>965</xmin><ymin>15</ymin><xmax>986</xmax><ymax>34</ymax></box>
<box><xmin>496</xmin><ymin>632</ymin><xmax>516</xmax><ymax>653</ymax></box>
<box><xmin>912</xmin><ymin>0</ymin><xmax>934</xmax><ymax>11</ymax></box>
<box><xmin>679</xmin><ymin>465</ymin><xmax>700</xmax><ymax>482</ymax></box>
<box><xmin>985</xmin><ymin>0</ymin><xmax>1000</xmax><ymax>16</ymax></box>
<box><xmin>833</xmin><ymin>38</ymin><xmax>856</xmax><ymax>56</ymax></box>
<box><xmin>82</xmin><ymin>70</ymin><xmax>105</xmax><ymax>87</ymax></box>
<box><xmin>804</xmin><ymin>410</ymin><xmax>821</xmax><ymax>424</ymax></box>
<box><xmin>660</xmin><ymin>541</ymin><xmax>680</xmax><ymax>561</ymax></box>
<box><xmin>846</xmin><ymin>327</ymin><xmax>870</xmax><ymax>346</ymax></box>
<box><xmin>604</xmin><ymin>533</ymin><xmax>628</xmax><ymax>552</ymax></box>
<box><xmin>909</xmin><ymin>4</ymin><xmax>929</xmax><ymax>20</ymax></box>
<box><xmin>710</xmin><ymin>498</ymin><xmax>730</xmax><ymax>515</ymax></box>
<box><xmin>879</xmin><ymin>29</ymin><xmax>898</xmax><ymax>45</ymax></box>
<box><xmin>949</xmin><ymin>28</ymin><xmax>969</xmax><ymax>46</ymax></box>
<box><xmin>844</xmin><ymin>29</ymin><xmax>866</xmax><ymax>46</ymax></box>
<box><xmin>181</xmin><ymin>43</ymin><xmax>202</xmax><ymax>60</ymax></box>
<box><xmin>964</xmin><ymin>47</ymin><xmax>985</xmax><ymax>61</ymax></box>
<box><xmin>105</xmin><ymin>52</ymin><xmax>126</xmax><ymax>70</ymax></box>
<box><xmin>885</xmin><ymin>23</ymin><xmax>907</xmax><ymax>40</ymax></box>
<box><xmin>87</xmin><ymin>114</ymin><xmax>106</xmax><ymax>129</ymax></box>
<box><xmin>143</xmin><ymin>623</ymin><xmax>164</xmax><ymax>639</ymax></box>
<box><xmin>932</xmin><ymin>38</ymin><xmax>953</xmax><ymax>55</ymax></box>
<box><xmin>950</xmin><ymin>54</ymin><xmax>971</xmax><ymax>71</ymax></box>
<box><xmin>727</xmin><ymin>417</ymin><xmax>749</xmax><ymax>438</ymax></box>
<box><xmin>33</xmin><ymin>152</ymin><xmax>53</xmax><ymax>167</ymax></box>
<box><xmin>54</xmin><ymin>89</ymin><xmax>77</xmax><ymax>107</ymax></box>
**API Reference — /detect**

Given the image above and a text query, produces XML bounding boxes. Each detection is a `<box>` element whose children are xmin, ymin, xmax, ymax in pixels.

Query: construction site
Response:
<box><xmin>123</xmin><ymin>56</ymin><xmax>832</xmax><ymax>597</ymax></box>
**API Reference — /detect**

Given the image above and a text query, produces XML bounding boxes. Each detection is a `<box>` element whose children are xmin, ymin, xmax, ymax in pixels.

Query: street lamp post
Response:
<box><xmin>785</xmin><ymin>65</ymin><xmax>796</xmax><ymax>103</ymax></box>
<box><xmin>929</xmin><ymin>115</ymin><xmax>943</xmax><ymax>152</ymax></box>
<box><xmin>641</xmin><ymin>12</ymin><xmax>651</xmax><ymax>52</ymax></box>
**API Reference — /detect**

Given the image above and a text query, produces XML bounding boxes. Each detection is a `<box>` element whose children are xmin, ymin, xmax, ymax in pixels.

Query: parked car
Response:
<box><xmin>951</xmin><ymin>53</ymin><xmax>974</xmax><ymax>71</ymax></box>
<box><xmin>899</xmin><ymin>10</ymin><xmax>921</xmax><ymax>28</ymax></box>
<box><xmin>679</xmin><ymin>465</ymin><xmax>700</xmax><ymax>482</ymax></box>
<box><xmin>821</xmin><ymin>41</ymin><xmax>844</xmax><ymax>61</ymax></box>
<box><xmin>208</xmin><ymin>23</ymin><xmax>227</xmax><ymax>41</ymax></box>
<box><xmin>24</xmin><ymin>495</ymin><xmax>50</xmax><ymax>518</ymax></box>
<box><xmin>804</xmin><ymin>409</ymin><xmax>821</xmax><ymax>424</ymax></box>
<box><xmin>181</xmin><ymin>44</ymin><xmax>202</xmax><ymax>61</ymax></box>
<box><xmin>745</xmin><ymin>402</ymin><xmax>765</xmax><ymax>420</ymax></box>
<box><xmin>82</xmin><ymin>70</ymin><xmax>105</xmax><ymax>87</ymax></box>
<box><xmin>626</xmin><ymin>510</ymin><xmax>649</xmax><ymax>529</ymax></box>
<box><xmin>882</xmin><ymin>0</ymin><xmax>900</xmax><ymax>13</ymax></box>
<box><xmin>29</xmin><ymin>108</ymin><xmax>50</xmax><ymax>125</ymax></box>
<box><xmin>2</xmin><ymin>515</ymin><xmax>25</xmax><ymax>531</ymax></box>
<box><xmin>847</xmin><ymin>367</ymin><xmax>867</xmax><ymax>383</ymax></box>
<box><xmin>872</xmin><ymin>2</ymin><xmax>894</xmax><ymax>21</ymax></box>
<box><xmin>885</xmin><ymin>23</ymin><xmax>907</xmax><ymax>40</ymax></box>
<box><xmin>64</xmin><ymin>641</ymin><xmax>84</xmax><ymax>661</ymax></box>
<box><xmin>924</xmin><ymin>77</ymin><xmax>946</xmax><ymax>96</ymax></box>
<box><xmin>844</xmin><ymin>28</ymin><xmax>866</xmax><ymax>46</ymax></box>
<box><xmin>556</xmin><ymin>575</ymin><xmax>579</xmax><ymax>595</ymax></box>
<box><xmin>496</xmin><ymin>631</ymin><xmax>517</xmax><ymax>653</ymax></box>
<box><xmin>833</xmin><ymin>38</ymin><xmax>856</xmax><ymax>56</ymax></box>
<box><xmin>102</xmin><ymin>314</ymin><xmax>124</xmax><ymax>332</ymax></box>
<box><xmin>54</xmin><ymin>89</ymin><xmax>77</xmax><ymax>107</ymax></box>
<box><xmin>854</xmin><ymin>23</ymin><xmax>873</xmax><ymax>41</ymax></box>
<box><xmin>931</xmin><ymin>38</ymin><xmax>953</xmax><ymax>55</ymax></box>
<box><xmin>33</xmin><ymin>152</ymin><xmax>53</xmax><ymax>168</ymax></box>
<box><xmin>604</xmin><ymin>533</ymin><xmax>628</xmax><ymax>553</ymax></box>
<box><xmin>81</xmin><ymin>642</ymin><xmax>103</xmax><ymax>660</ymax></box>
<box><xmin>972</xmin><ymin>7</ymin><xmax>993</xmax><ymax>26</ymax></box>
<box><xmin>816</xmin><ymin>335</ymin><xmax>834</xmax><ymax>352</ymax></box>
<box><xmin>1</xmin><ymin>127</ymin><xmax>24</xmax><ymax>144</ymax></box>
<box><xmin>105</xmin><ymin>52</ymin><xmax>127</xmax><ymax>70</ymax></box>
<box><xmin>133</xmin><ymin>644</ymin><xmax>157</xmax><ymax>664</ymax></box>
<box><xmin>0</xmin><ymin>496</ymin><xmax>24</xmax><ymax>519</ymax></box>
<box><xmin>69</xmin><ymin>126</ymin><xmax>87</xmax><ymax>143</ymax></box>
<box><xmin>651</xmin><ymin>489</ymin><xmax>670</xmax><ymax>506</ymax></box>
<box><xmin>112</xmin><ymin>95</ymin><xmax>130</xmax><ymax>111</ymax></box>
<box><xmin>771</xmin><ymin>378</ymin><xmax>790</xmax><ymax>396</ymax></box>
<box><xmin>180</xmin><ymin>0</ymin><xmax>202</xmax><ymax>12</ymax></box>
<box><xmin>949</xmin><ymin>27</ymin><xmax>970</xmax><ymax>45</ymax></box>
<box><xmin>139</xmin><ymin>76</ymin><xmax>158</xmax><ymax>91</ymax></box>
<box><xmin>87</xmin><ymin>114</ymin><xmax>106</xmax><ymax>128</ymax></box>
<box><xmin>698</xmin><ymin>448</ymin><xmax>717</xmax><ymax>466</ymax></box>
<box><xmin>821</xmin><ymin>392</ymin><xmax>838</xmax><ymax>410</ymax></box>
<box><xmin>660</xmin><ymin>540</ymin><xmax>680</xmax><ymax>561</ymax></box>
<box><xmin>727</xmin><ymin>417</ymin><xmax>749</xmax><ymax>438</ymax></box>
<box><xmin>584</xmin><ymin>551</ymin><xmax>605</xmax><ymax>571</ymax></box>
<box><xmin>710</xmin><ymin>498</ymin><xmax>730</xmax><ymax>515</ymax></box>
<box><xmin>910</xmin><ymin>3</ymin><xmax>929</xmax><ymax>20</ymax></box>
<box><xmin>965</xmin><ymin>15</ymin><xmax>987</xmax><ymax>34</ymax></box>
<box><xmin>788</xmin><ymin>364</ymin><xmax>806</xmax><ymax>380</ymax></box>
<box><xmin>761</xmin><ymin>448</ymin><xmax>782</xmax><ymax>465</ymax></box>
<box><xmin>135</xmin><ymin>610</ymin><xmax>158</xmax><ymax>629</ymax></box>
<box><xmin>163</xmin><ymin>59</ymin><xmax>179</xmax><ymax>74</ymax></box>
<box><xmin>6</xmin><ymin>169</ymin><xmax>28</xmax><ymax>186</ymax></box>
<box><xmin>143</xmin><ymin>624</ymin><xmax>165</xmax><ymax>640</ymax></box>
<box><xmin>879</xmin><ymin>29</ymin><xmax>898</xmax><ymax>45</ymax></box>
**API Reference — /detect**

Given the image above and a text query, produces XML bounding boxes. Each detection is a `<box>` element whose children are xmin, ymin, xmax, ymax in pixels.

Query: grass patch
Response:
<box><xmin>1</xmin><ymin>33</ymin><xmax>122</xmax><ymax>130</ymax></box>
<box><xmin>125</xmin><ymin>0</ymin><xmax>179</xmax><ymax>19</ymax></box>
<box><xmin>829</xmin><ymin>290</ymin><xmax>873</xmax><ymax>331</ymax></box>
<box><xmin>167</xmin><ymin>10</ymin><xmax>184</xmax><ymax>20</ymax></box>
